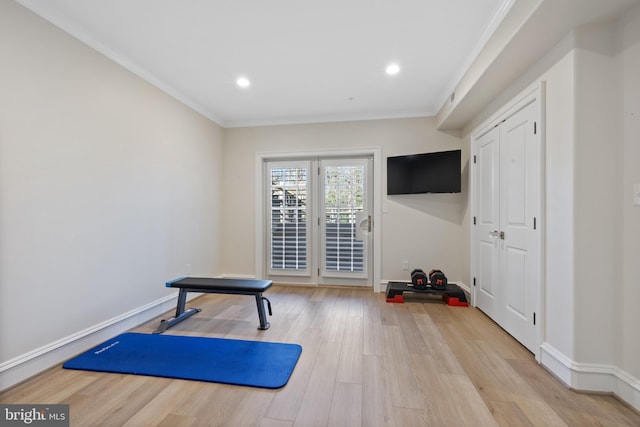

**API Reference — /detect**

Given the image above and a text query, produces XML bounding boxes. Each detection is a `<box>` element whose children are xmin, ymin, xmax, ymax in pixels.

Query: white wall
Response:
<box><xmin>573</xmin><ymin>23</ymin><xmax>618</xmax><ymax>367</ymax></box>
<box><xmin>464</xmin><ymin>42</ymin><xmax>578</xmax><ymax>362</ymax></box>
<box><xmin>0</xmin><ymin>1</ymin><xmax>224</xmax><ymax>386</ymax></box>
<box><xmin>222</xmin><ymin>118</ymin><xmax>466</xmax><ymax>286</ymax></box>
<box><xmin>617</xmin><ymin>4</ymin><xmax>640</xmax><ymax>382</ymax></box>
<box><xmin>463</xmin><ymin>4</ymin><xmax>640</xmax><ymax>408</ymax></box>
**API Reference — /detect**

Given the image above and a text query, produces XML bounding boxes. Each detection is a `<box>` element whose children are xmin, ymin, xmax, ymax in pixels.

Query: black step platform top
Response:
<box><xmin>386</xmin><ymin>281</ymin><xmax>461</xmax><ymax>294</ymax></box>
<box><xmin>386</xmin><ymin>281</ymin><xmax>468</xmax><ymax>306</ymax></box>
<box><xmin>166</xmin><ymin>277</ymin><xmax>272</xmax><ymax>292</ymax></box>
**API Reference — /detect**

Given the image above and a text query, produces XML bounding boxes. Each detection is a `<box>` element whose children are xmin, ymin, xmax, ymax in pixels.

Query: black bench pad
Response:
<box><xmin>167</xmin><ymin>277</ymin><xmax>272</xmax><ymax>293</ymax></box>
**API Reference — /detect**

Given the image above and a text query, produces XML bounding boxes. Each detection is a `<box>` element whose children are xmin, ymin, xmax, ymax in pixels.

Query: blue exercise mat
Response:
<box><xmin>63</xmin><ymin>332</ymin><xmax>302</xmax><ymax>389</ymax></box>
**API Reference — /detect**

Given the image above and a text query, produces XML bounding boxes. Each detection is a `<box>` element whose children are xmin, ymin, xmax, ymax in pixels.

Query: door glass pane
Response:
<box><xmin>324</xmin><ymin>165</ymin><xmax>364</xmax><ymax>272</ymax></box>
<box><xmin>270</xmin><ymin>166</ymin><xmax>307</xmax><ymax>271</ymax></box>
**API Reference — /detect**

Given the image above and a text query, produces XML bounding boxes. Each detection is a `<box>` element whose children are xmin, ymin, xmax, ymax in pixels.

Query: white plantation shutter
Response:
<box><xmin>268</xmin><ymin>163</ymin><xmax>309</xmax><ymax>272</ymax></box>
<box><xmin>323</xmin><ymin>163</ymin><xmax>365</xmax><ymax>272</ymax></box>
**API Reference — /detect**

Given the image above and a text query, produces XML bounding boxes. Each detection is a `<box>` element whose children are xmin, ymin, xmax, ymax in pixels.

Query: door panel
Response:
<box><xmin>266</xmin><ymin>160</ymin><xmax>313</xmax><ymax>284</ymax></box>
<box><xmin>319</xmin><ymin>158</ymin><xmax>372</xmax><ymax>286</ymax></box>
<box><xmin>475</xmin><ymin>127</ymin><xmax>500</xmax><ymax>319</ymax></box>
<box><xmin>500</xmin><ymin>102</ymin><xmax>539</xmax><ymax>352</ymax></box>
<box><xmin>505</xmin><ymin>247</ymin><xmax>527</xmax><ymax>317</ymax></box>
<box><xmin>505</xmin><ymin>124</ymin><xmax>527</xmax><ymax>225</ymax></box>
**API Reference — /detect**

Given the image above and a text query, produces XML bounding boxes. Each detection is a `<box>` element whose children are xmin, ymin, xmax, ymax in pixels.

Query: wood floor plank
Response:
<box><xmin>156</xmin><ymin>413</ymin><xmax>197</xmax><ymax>427</ymax></box>
<box><xmin>2</xmin><ymin>286</ymin><xmax>639</xmax><ymax>427</ymax></box>
<box><xmin>393</xmin><ymin>406</ymin><xmax>429</xmax><ymax>427</ymax></box>
<box><xmin>394</xmin><ymin>304</ymin><xmax>430</xmax><ymax>355</ymax></box>
<box><xmin>327</xmin><ymin>381</ymin><xmax>362</xmax><ymax>427</ymax></box>
<box><xmin>336</xmin><ymin>315</ymin><xmax>364</xmax><ymax>384</ymax></box>
<box><xmin>382</xmin><ymin>325</ymin><xmax>425</xmax><ymax>410</ymax></box>
<box><xmin>292</xmin><ymin>341</ymin><xmax>342</xmax><ymax>427</ymax></box>
<box><xmin>437</xmin><ymin>373</ymin><xmax>499</xmax><ymax>427</ymax></box>
<box><xmin>509</xmin><ymin>396</ymin><xmax>570</xmax><ymax>427</ymax></box>
<box><xmin>490</xmin><ymin>401</ymin><xmax>539</xmax><ymax>427</ymax></box>
<box><xmin>412</xmin><ymin>314</ymin><xmax>465</xmax><ymax>376</ymax></box>
<box><xmin>260</xmin><ymin>418</ymin><xmax>294</xmax><ymax>427</ymax></box>
<box><xmin>1</xmin><ymin>369</ymin><xmax>98</xmax><ymax>404</ymax></box>
<box><xmin>264</xmin><ymin>328</ymin><xmax>323</xmax><ymax>422</ymax></box>
<box><xmin>361</xmin><ymin>354</ymin><xmax>397</xmax><ymax>427</ymax></box>
<box><xmin>218</xmin><ymin>388</ymin><xmax>275</xmax><ymax>427</ymax></box>
<box><xmin>117</xmin><ymin>380</ymin><xmax>203</xmax><ymax>427</ymax></box>
<box><xmin>363</xmin><ymin>293</ymin><xmax>385</xmax><ymax>356</ymax></box>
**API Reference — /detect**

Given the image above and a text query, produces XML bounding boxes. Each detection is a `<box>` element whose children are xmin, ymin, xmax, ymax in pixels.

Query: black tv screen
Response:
<box><xmin>387</xmin><ymin>150</ymin><xmax>461</xmax><ymax>194</ymax></box>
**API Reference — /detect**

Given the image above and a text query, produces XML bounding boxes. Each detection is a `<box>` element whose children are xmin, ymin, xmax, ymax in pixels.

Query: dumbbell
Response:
<box><xmin>429</xmin><ymin>269</ymin><xmax>448</xmax><ymax>290</ymax></box>
<box><xmin>410</xmin><ymin>269</ymin><xmax>428</xmax><ymax>290</ymax></box>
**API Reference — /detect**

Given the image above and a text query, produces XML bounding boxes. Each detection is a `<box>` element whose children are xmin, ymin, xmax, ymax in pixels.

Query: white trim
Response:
<box><xmin>255</xmin><ymin>147</ymin><xmax>383</xmax><ymax>292</ymax></box>
<box><xmin>219</xmin><ymin>273</ymin><xmax>257</xmax><ymax>280</ymax></box>
<box><xmin>0</xmin><ymin>293</ymin><xmax>184</xmax><ymax>392</ymax></box>
<box><xmin>455</xmin><ymin>281</ymin><xmax>471</xmax><ymax>295</ymax></box>
<box><xmin>226</xmin><ymin>109</ymin><xmax>433</xmax><ymax>129</ymax></box>
<box><xmin>540</xmin><ymin>343</ymin><xmax>640</xmax><ymax>412</ymax></box>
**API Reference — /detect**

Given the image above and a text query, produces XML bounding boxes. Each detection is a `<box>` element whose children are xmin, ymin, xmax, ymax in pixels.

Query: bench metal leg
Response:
<box><xmin>153</xmin><ymin>289</ymin><xmax>201</xmax><ymax>334</ymax></box>
<box><xmin>155</xmin><ymin>287</ymin><xmax>273</xmax><ymax>333</ymax></box>
<box><xmin>255</xmin><ymin>293</ymin><xmax>271</xmax><ymax>330</ymax></box>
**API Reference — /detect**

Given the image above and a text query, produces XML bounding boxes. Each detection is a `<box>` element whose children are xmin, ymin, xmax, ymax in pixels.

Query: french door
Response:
<box><xmin>266</xmin><ymin>157</ymin><xmax>373</xmax><ymax>286</ymax></box>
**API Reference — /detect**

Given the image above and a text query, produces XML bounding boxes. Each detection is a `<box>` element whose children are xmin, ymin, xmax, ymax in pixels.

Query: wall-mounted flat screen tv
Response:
<box><xmin>387</xmin><ymin>149</ymin><xmax>461</xmax><ymax>195</ymax></box>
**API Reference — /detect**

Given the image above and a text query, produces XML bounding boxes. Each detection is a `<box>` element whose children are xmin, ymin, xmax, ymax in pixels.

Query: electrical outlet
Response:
<box><xmin>634</xmin><ymin>183</ymin><xmax>640</xmax><ymax>206</ymax></box>
<box><xmin>402</xmin><ymin>261</ymin><xmax>409</xmax><ymax>270</ymax></box>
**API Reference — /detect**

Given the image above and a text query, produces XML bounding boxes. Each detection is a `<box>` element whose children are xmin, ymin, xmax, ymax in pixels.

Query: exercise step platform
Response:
<box><xmin>386</xmin><ymin>281</ymin><xmax>468</xmax><ymax>306</ymax></box>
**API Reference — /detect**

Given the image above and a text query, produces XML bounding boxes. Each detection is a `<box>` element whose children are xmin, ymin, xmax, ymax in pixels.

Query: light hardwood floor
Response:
<box><xmin>2</xmin><ymin>285</ymin><xmax>639</xmax><ymax>426</ymax></box>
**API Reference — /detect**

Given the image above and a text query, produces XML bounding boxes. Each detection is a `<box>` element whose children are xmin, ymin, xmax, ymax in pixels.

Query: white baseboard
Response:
<box><xmin>456</xmin><ymin>281</ymin><xmax>471</xmax><ymax>294</ymax></box>
<box><xmin>540</xmin><ymin>342</ymin><xmax>640</xmax><ymax>411</ymax></box>
<box><xmin>0</xmin><ymin>293</ymin><xmax>182</xmax><ymax>392</ymax></box>
<box><xmin>219</xmin><ymin>273</ymin><xmax>257</xmax><ymax>279</ymax></box>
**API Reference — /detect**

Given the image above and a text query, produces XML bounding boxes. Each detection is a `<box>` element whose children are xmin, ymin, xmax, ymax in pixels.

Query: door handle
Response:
<box><xmin>488</xmin><ymin>230</ymin><xmax>505</xmax><ymax>239</ymax></box>
<box><xmin>355</xmin><ymin>212</ymin><xmax>370</xmax><ymax>240</ymax></box>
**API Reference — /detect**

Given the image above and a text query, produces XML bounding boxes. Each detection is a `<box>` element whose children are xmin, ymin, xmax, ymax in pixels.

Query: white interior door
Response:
<box><xmin>473</xmin><ymin>100</ymin><xmax>540</xmax><ymax>355</ymax></box>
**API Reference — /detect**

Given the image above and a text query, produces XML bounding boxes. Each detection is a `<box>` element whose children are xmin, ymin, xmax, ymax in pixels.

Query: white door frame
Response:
<box><xmin>470</xmin><ymin>82</ymin><xmax>546</xmax><ymax>362</ymax></box>
<box><xmin>255</xmin><ymin>147</ymin><xmax>383</xmax><ymax>292</ymax></box>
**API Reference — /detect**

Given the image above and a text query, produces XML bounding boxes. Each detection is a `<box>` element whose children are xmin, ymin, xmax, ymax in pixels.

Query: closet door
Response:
<box><xmin>473</xmin><ymin>99</ymin><xmax>540</xmax><ymax>355</ymax></box>
<box><xmin>474</xmin><ymin>127</ymin><xmax>501</xmax><ymax>321</ymax></box>
<box><xmin>499</xmin><ymin>102</ymin><xmax>539</xmax><ymax>353</ymax></box>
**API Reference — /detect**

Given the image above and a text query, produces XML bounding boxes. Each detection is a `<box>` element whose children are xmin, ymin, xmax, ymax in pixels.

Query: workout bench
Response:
<box><xmin>153</xmin><ymin>277</ymin><xmax>273</xmax><ymax>334</ymax></box>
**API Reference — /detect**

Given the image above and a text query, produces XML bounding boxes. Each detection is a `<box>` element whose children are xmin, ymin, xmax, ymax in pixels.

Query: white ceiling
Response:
<box><xmin>16</xmin><ymin>0</ymin><xmax>511</xmax><ymax>127</ymax></box>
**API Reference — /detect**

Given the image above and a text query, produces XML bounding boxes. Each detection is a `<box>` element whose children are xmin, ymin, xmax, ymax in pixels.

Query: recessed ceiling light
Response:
<box><xmin>236</xmin><ymin>77</ymin><xmax>250</xmax><ymax>88</ymax></box>
<box><xmin>386</xmin><ymin>63</ymin><xmax>400</xmax><ymax>75</ymax></box>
